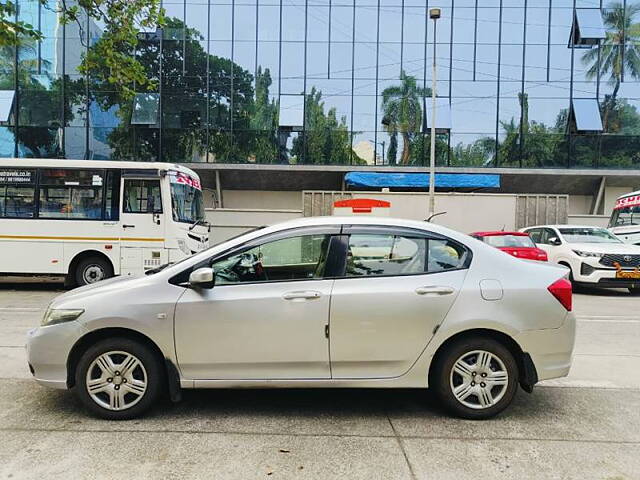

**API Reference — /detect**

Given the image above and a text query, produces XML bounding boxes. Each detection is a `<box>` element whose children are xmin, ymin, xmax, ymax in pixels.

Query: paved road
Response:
<box><xmin>0</xmin><ymin>283</ymin><xmax>639</xmax><ymax>479</ymax></box>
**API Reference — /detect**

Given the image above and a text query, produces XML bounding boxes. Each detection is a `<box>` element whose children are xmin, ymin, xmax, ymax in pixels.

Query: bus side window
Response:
<box><xmin>0</xmin><ymin>168</ymin><xmax>37</xmax><ymax>218</ymax></box>
<box><xmin>123</xmin><ymin>180</ymin><xmax>162</xmax><ymax>214</ymax></box>
<box><xmin>104</xmin><ymin>170</ymin><xmax>120</xmax><ymax>221</ymax></box>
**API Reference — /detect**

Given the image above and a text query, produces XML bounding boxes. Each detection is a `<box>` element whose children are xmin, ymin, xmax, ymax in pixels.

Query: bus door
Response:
<box><xmin>119</xmin><ymin>172</ymin><xmax>167</xmax><ymax>276</ymax></box>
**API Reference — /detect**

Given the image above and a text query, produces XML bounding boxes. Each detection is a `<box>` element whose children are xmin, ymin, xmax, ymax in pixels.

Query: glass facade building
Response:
<box><xmin>1</xmin><ymin>0</ymin><xmax>640</xmax><ymax>168</ymax></box>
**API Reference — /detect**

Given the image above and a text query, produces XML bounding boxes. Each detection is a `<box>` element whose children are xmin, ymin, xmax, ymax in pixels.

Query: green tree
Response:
<box><xmin>0</xmin><ymin>0</ymin><xmax>164</xmax><ymax>100</ymax></box>
<box><xmin>581</xmin><ymin>1</ymin><xmax>640</xmax><ymax>131</ymax></box>
<box><xmin>291</xmin><ymin>87</ymin><xmax>362</xmax><ymax>165</ymax></box>
<box><xmin>99</xmin><ymin>17</ymin><xmax>257</xmax><ymax>162</ymax></box>
<box><xmin>381</xmin><ymin>70</ymin><xmax>429</xmax><ymax>165</ymax></box>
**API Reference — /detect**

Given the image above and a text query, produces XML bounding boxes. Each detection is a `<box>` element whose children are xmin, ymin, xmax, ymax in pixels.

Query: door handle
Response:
<box><xmin>282</xmin><ymin>291</ymin><xmax>322</xmax><ymax>300</ymax></box>
<box><xmin>122</xmin><ymin>224</ymin><xmax>136</xmax><ymax>229</ymax></box>
<box><xmin>415</xmin><ymin>286</ymin><xmax>455</xmax><ymax>296</ymax></box>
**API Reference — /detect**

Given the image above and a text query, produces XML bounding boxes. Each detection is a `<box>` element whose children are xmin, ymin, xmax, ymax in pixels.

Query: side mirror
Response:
<box><xmin>188</xmin><ymin>267</ymin><xmax>215</xmax><ymax>289</ymax></box>
<box><xmin>549</xmin><ymin>237</ymin><xmax>562</xmax><ymax>246</ymax></box>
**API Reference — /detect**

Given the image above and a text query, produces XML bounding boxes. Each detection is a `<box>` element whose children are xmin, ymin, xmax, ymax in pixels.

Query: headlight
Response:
<box><xmin>41</xmin><ymin>308</ymin><xmax>84</xmax><ymax>327</ymax></box>
<box><xmin>572</xmin><ymin>250</ymin><xmax>603</xmax><ymax>258</ymax></box>
<box><xmin>177</xmin><ymin>239</ymin><xmax>191</xmax><ymax>255</ymax></box>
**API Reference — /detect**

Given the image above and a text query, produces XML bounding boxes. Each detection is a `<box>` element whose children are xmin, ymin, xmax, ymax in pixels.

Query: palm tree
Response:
<box><xmin>582</xmin><ymin>2</ymin><xmax>640</xmax><ymax>130</ymax></box>
<box><xmin>381</xmin><ymin>70</ymin><xmax>429</xmax><ymax>165</ymax></box>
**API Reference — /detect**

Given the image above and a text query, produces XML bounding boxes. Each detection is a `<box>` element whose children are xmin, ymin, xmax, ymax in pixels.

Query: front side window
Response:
<box><xmin>0</xmin><ymin>168</ymin><xmax>36</xmax><ymax>218</ymax></box>
<box><xmin>123</xmin><ymin>179</ymin><xmax>162</xmax><ymax>213</ymax></box>
<box><xmin>212</xmin><ymin>234</ymin><xmax>331</xmax><ymax>285</ymax></box>
<box><xmin>38</xmin><ymin>169</ymin><xmax>104</xmax><ymax>220</ymax></box>
<box><xmin>346</xmin><ymin>234</ymin><xmax>468</xmax><ymax>277</ymax></box>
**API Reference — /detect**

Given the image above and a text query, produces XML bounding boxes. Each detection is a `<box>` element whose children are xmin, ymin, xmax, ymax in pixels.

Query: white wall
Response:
<box><xmin>221</xmin><ymin>190</ymin><xmax>301</xmax><ymax>210</ymax></box>
<box><xmin>569</xmin><ymin>195</ymin><xmax>593</xmax><ymax>215</ymax></box>
<box><xmin>348</xmin><ymin>192</ymin><xmax>518</xmax><ymax>232</ymax></box>
<box><xmin>567</xmin><ymin>215</ymin><xmax>610</xmax><ymax>227</ymax></box>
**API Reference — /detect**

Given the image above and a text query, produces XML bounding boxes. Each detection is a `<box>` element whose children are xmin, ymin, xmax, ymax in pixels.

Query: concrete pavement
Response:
<box><xmin>0</xmin><ymin>283</ymin><xmax>639</xmax><ymax>479</ymax></box>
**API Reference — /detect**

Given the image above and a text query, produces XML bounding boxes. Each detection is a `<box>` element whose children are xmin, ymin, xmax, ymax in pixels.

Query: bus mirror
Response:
<box><xmin>188</xmin><ymin>267</ymin><xmax>215</xmax><ymax>289</ymax></box>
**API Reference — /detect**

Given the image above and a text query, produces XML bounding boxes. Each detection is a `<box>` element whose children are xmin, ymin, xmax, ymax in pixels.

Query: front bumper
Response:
<box><xmin>514</xmin><ymin>311</ymin><xmax>576</xmax><ymax>382</ymax></box>
<box><xmin>26</xmin><ymin>321</ymin><xmax>86</xmax><ymax>390</ymax></box>
<box><xmin>573</xmin><ymin>260</ymin><xmax>640</xmax><ymax>286</ymax></box>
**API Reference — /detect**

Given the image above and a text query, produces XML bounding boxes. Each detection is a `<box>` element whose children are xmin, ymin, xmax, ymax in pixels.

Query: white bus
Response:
<box><xmin>0</xmin><ymin>159</ymin><xmax>210</xmax><ymax>286</ymax></box>
<box><xmin>608</xmin><ymin>190</ymin><xmax>640</xmax><ymax>245</ymax></box>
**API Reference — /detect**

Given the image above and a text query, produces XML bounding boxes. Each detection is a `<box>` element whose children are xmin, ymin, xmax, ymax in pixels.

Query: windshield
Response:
<box><xmin>170</xmin><ymin>174</ymin><xmax>205</xmax><ymax>224</ymax></box>
<box><xmin>482</xmin><ymin>235</ymin><xmax>535</xmax><ymax>248</ymax></box>
<box><xmin>558</xmin><ymin>227</ymin><xmax>622</xmax><ymax>244</ymax></box>
<box><xmin>610</xmin><ymin>206</ymin><xmax>640</xmax><ymax>227</ymax></box>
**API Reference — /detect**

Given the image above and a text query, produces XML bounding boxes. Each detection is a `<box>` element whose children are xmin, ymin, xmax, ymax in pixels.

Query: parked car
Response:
<box><xmin>470</xmin><ymin>231</ymin><xmax>548</xmax><ymax>261</ymax></box>
<box><xmin>521</xmin><ymin>225</ymin><xmax>640</xmax><ymax>294</ymax></box>
<box><xmin>27</xmin><ymin>217</ymin><xmax>575</xmax><ymax>421</ymax></box>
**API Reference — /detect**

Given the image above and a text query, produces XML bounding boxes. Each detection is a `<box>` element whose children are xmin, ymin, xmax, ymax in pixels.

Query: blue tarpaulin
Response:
<box><xmin>344</xmin><ymin>172</ymin><xmax>501</xmax><ymax>189</ymax></box>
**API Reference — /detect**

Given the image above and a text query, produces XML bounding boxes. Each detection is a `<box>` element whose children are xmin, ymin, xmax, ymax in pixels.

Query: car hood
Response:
<box><xmin>568</xmin><ymin>242</ymin><xmax>640</xmax><ymax>254</ymax></box>
<box><xmin>51</xmin><ymin>275</ymin><xmax>142</xmax><ymax>306</ymax></box>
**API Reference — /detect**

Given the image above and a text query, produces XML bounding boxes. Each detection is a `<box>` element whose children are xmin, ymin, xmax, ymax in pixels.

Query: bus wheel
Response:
<box><xmin>75</xmin><ymin>256</ymin><xmax>114</xmax><ymax>287</ymax></box>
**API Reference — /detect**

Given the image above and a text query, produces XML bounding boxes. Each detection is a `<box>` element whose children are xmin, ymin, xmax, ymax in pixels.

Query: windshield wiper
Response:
<box><xmin>189</xmin><ymin>219</ymin><xmax>207</xmax><ymax>231</ymax></box>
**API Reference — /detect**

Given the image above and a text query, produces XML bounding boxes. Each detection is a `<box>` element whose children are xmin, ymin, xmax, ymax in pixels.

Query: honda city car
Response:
<box><xmin>27</xmin><ymin>217</ymin><xmax>575</xmax><ymax>420</ymax></box>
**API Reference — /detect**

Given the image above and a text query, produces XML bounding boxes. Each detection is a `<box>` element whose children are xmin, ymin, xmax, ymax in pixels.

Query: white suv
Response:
<box><xmin>521</xmin><ymin>225</ymin><xmax>640</xmax><ymax>294</ymax></box>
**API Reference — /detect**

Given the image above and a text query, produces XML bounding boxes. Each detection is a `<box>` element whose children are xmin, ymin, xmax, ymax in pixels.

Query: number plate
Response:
<box><xmin>616</xmin><ymin>270</ymin><xmax>640</xmax><ymax>279</ymax></box>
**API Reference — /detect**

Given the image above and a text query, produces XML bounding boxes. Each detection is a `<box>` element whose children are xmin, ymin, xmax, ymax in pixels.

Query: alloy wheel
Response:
<box><xmin>85</xmin><ymin>351</ymin><xmax>148</xmax><ymax>411</ymax></box>
<box><xmin>449</xmin><ymin>350</ymin><xmax>509</xmax><ymax>410</ymax></box>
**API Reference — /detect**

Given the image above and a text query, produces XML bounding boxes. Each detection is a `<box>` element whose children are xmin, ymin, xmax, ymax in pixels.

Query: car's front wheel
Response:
<box><xmin>432</xmin><ymin>337</ymin><xmax>519</xmax><ymax>419</ymax></box>
<box><xmin>73</xmin><ymin>338</ymin><xmax>163</xmax><ymax>420</ymax></box>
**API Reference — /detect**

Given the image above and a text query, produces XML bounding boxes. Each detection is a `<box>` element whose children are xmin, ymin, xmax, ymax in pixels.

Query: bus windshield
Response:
<box><xmin>610</xmin><ymin>206</ymin><xmax>640</xmax><ymax>227</ymax></box>
<box><xmin>169</xmin><ymin>173</ymin><xmax>205</xmax><ymax>224</ymax></box>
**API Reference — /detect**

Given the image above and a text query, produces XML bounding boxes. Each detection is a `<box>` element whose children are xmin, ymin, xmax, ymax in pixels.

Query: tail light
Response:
<box><xmin>537</xmin><ymin>251</ymin><xmax>548</xmax><ymax>261</ymax></box>
<box><xmin>548</xmin><ymin>278</ymin><xmax>572</xmax><ymax>311</ymax></box>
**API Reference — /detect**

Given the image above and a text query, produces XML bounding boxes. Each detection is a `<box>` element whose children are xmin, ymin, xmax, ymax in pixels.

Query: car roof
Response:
<box><xmin>523</xmin><ymin>225</ymin><xmax>604</xmax><ymax>230</ymax></box>
<box><xmin>255</xmin><ymin>215</ymin><xmax>452</xmax><ymax>233</ymax></box>
<box><xmin>471</xmin><ymin>231</ymin><xmax>529</xmax><ymax>236</ymax></box>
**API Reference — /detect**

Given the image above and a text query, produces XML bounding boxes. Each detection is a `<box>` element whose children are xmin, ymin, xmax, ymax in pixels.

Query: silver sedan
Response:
<box><xmin>26</xmin><ymin>216</ymin><xmax>575</xmax><ymax>420</ymax></box>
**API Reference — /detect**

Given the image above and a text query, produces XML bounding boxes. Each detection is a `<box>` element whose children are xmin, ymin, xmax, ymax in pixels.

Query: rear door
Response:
<box><xmin>328</xmin><ymin>226</ymin><xmax>471</xmax><ymax>379</ymax></box>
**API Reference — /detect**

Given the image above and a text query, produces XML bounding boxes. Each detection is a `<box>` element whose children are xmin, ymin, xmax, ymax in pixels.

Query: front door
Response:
<box><xmin>329</xmin><ymin>228</ymin><xmax>470</xmax><ymax>379</ymax></box>
<box><xmin>119</xmin><ymin>178</ymin><xmax>166</xmax><ymax>274</ymax></box>
<box><xmin>174</xmin><ymin>230</ymin><xmax>334</xmax><ymax>379</ymax></box>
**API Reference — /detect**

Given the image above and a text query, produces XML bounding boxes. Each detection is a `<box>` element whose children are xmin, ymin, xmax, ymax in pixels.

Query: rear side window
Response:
<box><xmin>527</xmin><ymin>229</ymin><xmax>542</xmax><ymax>243</ymax></box>
<box><xmin>346</xmin><ymin>234</ymin><xmax>468</xmax><ymax>277</ymax></box>
<box><xmin>38</xmin><ymin>169</ymin><xmax>104</xmax><ymax>220</ymax></box>
<box><xmin>0</xmin><ymin>168</ymin><xmax>36</xmax><ymax>218</ymax></box>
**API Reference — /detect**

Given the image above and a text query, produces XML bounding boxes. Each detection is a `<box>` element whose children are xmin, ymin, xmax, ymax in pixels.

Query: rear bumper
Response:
<box><xmin>514</xmin><ymin>312</ymin><xmax>576</xmax><ymax>383</ymax></box>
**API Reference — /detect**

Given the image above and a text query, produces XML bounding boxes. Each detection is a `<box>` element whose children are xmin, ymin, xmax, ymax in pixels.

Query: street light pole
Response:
<box><xmin>428</xmin><ymin>8</ymin><xmax>440</xmax><ymax>220</ymax></box>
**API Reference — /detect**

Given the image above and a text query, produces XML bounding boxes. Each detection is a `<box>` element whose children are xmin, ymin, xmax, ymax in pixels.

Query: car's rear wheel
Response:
<box><xmin>73</xmin><ymin>338</ymin><xmax>162</xmax><ymax>420</ymax></box>
<box><xmin>432</xmin><ymin>337</ymin><xmax>519</xmax><ymax>419</ymax></box>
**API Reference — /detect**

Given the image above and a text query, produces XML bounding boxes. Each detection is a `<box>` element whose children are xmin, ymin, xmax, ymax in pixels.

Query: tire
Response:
<box><xmin>74</xmin><ymin>256</ymin><xmax>113</xmax><ymax>287</ymax></box>
<box><xmin>431</xmin><ymin>336</ymin><xmax>519</xmax><ymax>420</ymax></box>
<box><xmin>73</xmin><ymin>337</ymin><xmax>163</xmax><ymax>420</ymax></box>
